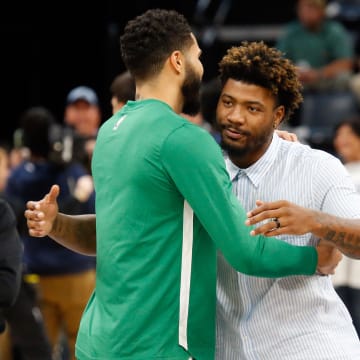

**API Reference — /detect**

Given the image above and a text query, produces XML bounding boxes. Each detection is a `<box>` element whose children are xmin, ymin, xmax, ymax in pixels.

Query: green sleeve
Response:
<box><xmin>161</xmin><ymin>124</ymin><xmax>317</xmax><ymax>277</ymax></box>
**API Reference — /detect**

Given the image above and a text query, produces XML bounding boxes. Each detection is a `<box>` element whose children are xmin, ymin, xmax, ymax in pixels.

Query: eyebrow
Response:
<box><xmin>221</xmin><ymin>94</ymin><xmax>264</xmax><ymax>106</ymax></box>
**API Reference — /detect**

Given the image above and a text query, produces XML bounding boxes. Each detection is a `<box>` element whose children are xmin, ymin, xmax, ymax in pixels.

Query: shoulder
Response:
<box><xmin>281</xmin><ymin>21</ymin><xmax>303</xmax><ymax>35</ymax></box>
<box><xmin>165</xmin><ymin>120</ymin><xmax>219</xmax><ymax>149</ymax></box>
<box><xmin>278</xmin><ymin>138</ymin><xmax>339</xmax><ymax>165</ymax></box>
<box><xmin>324</xmin><ymin>20</ymin><xmax>349</xmax><ymax>35</ymax></box>
<box><xmin>0</xmin><ymin>199</ymin><xmax>15</xmax><ymax>230</ymax></box>
<box><xmin>161</xmin><ymin>121</ymin><xmax>224</xmax><ymax>165</ymax></box>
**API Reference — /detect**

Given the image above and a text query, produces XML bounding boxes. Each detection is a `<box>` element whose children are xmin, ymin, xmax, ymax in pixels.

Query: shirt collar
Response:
<box><xmin>225</xmin><ymin>133</ymin><xmax>281</xmax><ymax>188</ymax></box>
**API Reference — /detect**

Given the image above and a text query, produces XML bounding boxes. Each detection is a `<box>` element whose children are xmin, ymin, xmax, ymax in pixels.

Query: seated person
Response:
<box><xmin>276</xmin><ymin>0</ymin><xmax>354</xmax><ymax>91</ymax></box>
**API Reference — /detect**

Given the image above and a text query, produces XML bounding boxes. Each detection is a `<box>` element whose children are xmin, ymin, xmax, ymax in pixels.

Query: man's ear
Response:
<box><xmin>169</xmin><ymin>51</ymin><xmax>183</xmax><ymax>74</ymax></box>
<box><xmin>274</xmin><ymin>105</ymin><xmax>285</xmax><ymax>128</ymax></box>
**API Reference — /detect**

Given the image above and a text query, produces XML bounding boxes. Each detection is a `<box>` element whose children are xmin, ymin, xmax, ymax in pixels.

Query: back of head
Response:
<box><xmin>218</xmin><ymin>41</ymin><xmax>303</xmax><ymax>122</ymax></box>
<box><xmin>20</xmin><ymin>106</ymin><xmax>56</xmax><ymax>158</ymax></box>
<box><xmin>200</xmin><ymin>77</ymin><xmax>222</xmax><ymax>126</ymax></box>
<box><xmin>120</xmin><ymin>8</ymin><xmax>193</xmax><ymax>80</ymax></box>
<box><xmin>110</xmin><ymin>71</ymin><xmax>136</xmax><ymax>103</ymax></box>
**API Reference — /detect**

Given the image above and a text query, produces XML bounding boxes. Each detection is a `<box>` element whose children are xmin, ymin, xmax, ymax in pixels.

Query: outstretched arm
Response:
<box><xmin>246</xmin><ymin>200</ymin><xmax>360</xmax><ymax>259</ymax></box>
<box><xmin>25</xmin><ymin>185</ymin><xmax>97</xmax><ymax>256</ymax></box>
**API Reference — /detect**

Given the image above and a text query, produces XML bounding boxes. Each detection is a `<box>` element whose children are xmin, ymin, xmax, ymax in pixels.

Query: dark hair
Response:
<box><xmin>110</xmin><ymin>71</ymin><xmax>136</xmax><ymax>103</ymax></box>
<box><xmin>334</xmin><ymin>116</ymin><xmax>360</xmax><ymax>137</ymax></box>
<box><xmin>218</xmin><ymin>41</ymin><xmax>303</xmax><ymax>122</ymax></box>
<box><xmin>200</xmin><ymin>77</ymin><xmax>222</xmax><ymax>126</ymax></box>
<box><xmin>120</xmin><ymin>9</ymin><xmax>193</xmax><ymax>80</ymax></box>
<box><xmin>20</xmin><ymin>106</ymin><xmax>56</xmax><ymax>158</ymax></box>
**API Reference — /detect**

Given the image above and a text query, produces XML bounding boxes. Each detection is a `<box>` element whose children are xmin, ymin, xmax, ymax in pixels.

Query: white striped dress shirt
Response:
<box><xmin>216</xmin><ymin>133</ymin><xmax>360</xmax><ymax>359</ymax></box>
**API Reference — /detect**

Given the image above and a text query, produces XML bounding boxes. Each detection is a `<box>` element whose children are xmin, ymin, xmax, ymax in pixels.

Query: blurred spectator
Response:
<box><xmin>0</xmin><ymin>147</ymin><xmax>10</xmax><ymax>194</ymax></box>
<box><xmin>0</xmin><ymin>199</ymin><xmax>22</xmax><ymax>334</ymax></box>
<box><xmin>64</xmin><ymin>86</ymin><xmax>102</xmax><ymax>173</ymax></box>
<box><xmin>276</xmin><ymin>0</ymin><xmax>355</xmax><ymax>91</ymax></box>
<box><xmin>0</xmin><ymin>145</ymin><xmax>52</xmax><ymax>360</ymax></box>
<box><xmin>109</xmin><ymin>70</ymin><xmax>136</xmax><ymax>114</ymax></box>
<box><xmin>4</xmin><ymin>106</ymin><xmax>96</xmax><ymax>360</ymax></box>
<box><xmin>0</xmin><ymin>146</ymin><xmax>26</xmax><ymax>245</ymax></box>
<box><xmin>64</xmin><ymin>86</ymin><xmax>101</xmax><ymax>137</ymax></box>
<box><xmin>332</xmin><ymin>116</ymin><xmax>360</xmax><ymax>337</ymax></box>
<box><xmin>200</xmin><ymin>76</ymin><xmax>222</xmax><ymax>143</ymax></box>
<box><xmin>351</xmin><ymin>69</ymin><xmax>360</xmax><ymax>104</ymax></box>
<box><xmin>181</xmin><ymin>77</ymin><xmax>222</xmax><ymax>143</ymax></box>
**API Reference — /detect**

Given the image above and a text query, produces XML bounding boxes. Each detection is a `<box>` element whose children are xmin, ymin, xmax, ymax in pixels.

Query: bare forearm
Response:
<box><xmin>321</xmin><ymin>59</ymin><xmax>353</xmax><ymax>78</ymax></box>
<box><xmin>50</xmin><ymin>213</ymin><xmax>96</xmax><ymax>255</ymax></box>
<box><xmin>311</xmin><ymin>211</ymin><xmax>360</xmax><ymax>259</ymax></box>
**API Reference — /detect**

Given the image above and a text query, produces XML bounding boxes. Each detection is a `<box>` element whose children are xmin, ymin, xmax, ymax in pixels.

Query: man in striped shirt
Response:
<box><xmin>215</xmin><ymin>41</ymin><xmax>360</xmax><ymax>359</ymax></box>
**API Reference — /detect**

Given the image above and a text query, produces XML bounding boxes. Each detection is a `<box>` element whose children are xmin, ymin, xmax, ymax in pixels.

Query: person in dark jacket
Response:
<box><xmin>0</xmin><ymin>198</ymin><xmax>22</xmax><ymax>333</ymax></box>
<box><xmin>5</xmin><ymin>106</ymin><xmax>96</xmax><ymax>360</ymax></box>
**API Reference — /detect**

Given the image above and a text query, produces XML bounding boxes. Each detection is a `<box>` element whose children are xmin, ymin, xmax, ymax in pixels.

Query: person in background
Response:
<box><xmin>5</xmin><ymin>106</ymin><xmax>96</xmax><ymax>360</ymax></box>
<box><xmin>276</xmin><ymin>0</ymin><xmax>354</xmax><ymax>92</ymax></box>
<box><xmin>109</xmin><ymin>70</ymin><xmax>136</xmax><ymax>114</ymax></box>
<box><xmin>0</xmin><ymin>199</ymin><xmax>22</xmax><ymax>354</ymax></box>
<box><xmin>64</xmin><ymin>85</ymin><xmax>102</xmax><ymax>173</ymax></box>
<box><xmin>24</xmin><ymin>9</ymin><xmax>338</xmax><ymax>360</ymax></box>
<box><xmin>64</xmin><ymin>86</ymin><xmax>101</xmax><ymax>138</ymax></box>
<box><xmin>199</xmin><ymin>77</ymin><xmax>222</xmax><ymax>143</ymax></box>
<box><xmin>215</xmin><ymin>41</ymin><xmax>360</xmax><ymax>360</ymax></box>
<box><xmin>332</xmin><ymin>116</ymin><xmax>360</xmax><ymax>337</ymax></box>
<box><xmin>181</xmin><ymin>77</ymin><xmax>222</xmax><ymax>143</ymax></box>
<box><xmin>0</xmin><ymin>145</ymin><xmax>52</xmax><ymax>360</ymax></box>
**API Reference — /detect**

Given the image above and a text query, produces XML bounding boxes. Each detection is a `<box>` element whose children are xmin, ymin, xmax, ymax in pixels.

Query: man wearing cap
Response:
<box><xmin>64</xmin><ymin>86</ymin><xmax>102</xmax><ymax>173</ymax></box>
<box><xmin>65</xmin><ymin>86</ymin><xmax>102</xmax><ymax>138</ymax></box>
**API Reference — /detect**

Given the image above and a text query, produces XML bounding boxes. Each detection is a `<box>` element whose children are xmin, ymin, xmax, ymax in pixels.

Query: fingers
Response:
<box><xmin>25</xmin><ymin>207</ymin><xmax>46</xmax><ymax>237</ymax></box>
<box><xmin>247</xmin><ymin>200</ymin><xmax>285</xmax><ymax>218</ymax></box>
<box><xmin>246</xmin><ymin>210</ymin><xmax>282</xmax><ymax>227</ymax></box>
<box><xmin>26</xmin><ymin>215</ymin><xmax>47</xmax><ymax>237</ymax></box>
<box><xmin>246</xmin><ymin>216</ymin><xmax>287</xmax><ymax>236</ymax></box>
<box><xmin>26</xmin><ymin>201</ymin><xmax>40</xmax><ymax>211</ymax></box>
<box><xmin>24</xmin><ymin>209</ymin><xmax>44</xmax><ymax>221</ymax></box>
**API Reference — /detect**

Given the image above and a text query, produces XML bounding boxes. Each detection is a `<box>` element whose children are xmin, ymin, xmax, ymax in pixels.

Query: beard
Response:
<box><xmin>219</xmin><ymin>126</ymin><xmax>273</xmax><ymax>159</ymax></box>
<box><xmin>220</xmin><ymin>137</ymin><xmax>253</xmax><ymax>158</ymax></box>
<box><xmin>181</xmin><ymin>63</ymin><xmax>201</xmax><ymax>116</ymax></box>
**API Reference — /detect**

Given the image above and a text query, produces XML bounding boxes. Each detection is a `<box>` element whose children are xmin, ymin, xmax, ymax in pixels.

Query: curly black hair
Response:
<box><xmin>218</xmin><ymin>41</ymin><xmax>303</xmax><ymax>122</ymax></box>
<box><xmin>120</xmin><ymin>9</ymin><xmax>193</xmax><ymax>80</ymax></box>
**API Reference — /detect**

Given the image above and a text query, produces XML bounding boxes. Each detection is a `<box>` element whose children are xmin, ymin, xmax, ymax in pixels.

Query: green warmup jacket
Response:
<box><xmin>75</xmin><ymin>99</ymin><xmax>317</xmax><ymax>360</ymax></box>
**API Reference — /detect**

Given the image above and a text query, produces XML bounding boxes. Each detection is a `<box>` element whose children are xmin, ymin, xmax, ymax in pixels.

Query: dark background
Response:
<box><xmin>1</xmin><ymin>0</ymin><xmax>358</xmax><ymax>146</ymax></box>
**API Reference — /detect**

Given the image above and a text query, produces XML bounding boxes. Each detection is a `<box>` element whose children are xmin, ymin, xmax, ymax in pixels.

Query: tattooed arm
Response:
<box><xmin>25</xmin><ymin>185</ymin><xmax>96</xmax><ymax>255</ymax></box>
<box><xmin>246</xmin><ymin>200</ymin><xmax>360</xmax><ymax>259</ymax></box>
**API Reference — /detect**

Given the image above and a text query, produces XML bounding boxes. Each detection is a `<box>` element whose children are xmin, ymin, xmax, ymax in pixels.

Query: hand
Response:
<box><xmin>297</xmin><ymin>68</ymin><xmax>320</xmax><ymax>85</ymax></box>
<box><xmin>245</xmin><ymin>200</ymin><xmax>317</xmax><ymax>236</ymax></box>
<box><xmin>73</xmin><ymin>175</ymin><xmax>94</xmax><ymax>202</ymax></box>
<box><xmin>25</xmin><ymin>184</ymin><xmax>60</xmax><ymax>237</ymax></box>
<box><xmin>275</xmin><ymin>129</ymin><xmax>298</xmax><ymax>142</ymax></box>
<box><xmin>316</xmin><ymin>239</ymin><xmax>343</xmax><ymax>275</ymax></box>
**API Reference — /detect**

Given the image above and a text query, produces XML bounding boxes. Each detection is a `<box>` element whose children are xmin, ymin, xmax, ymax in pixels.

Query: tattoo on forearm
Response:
<box><xmin>53</xmin><ymin>215</ymin><xmax>95</xmax><ymax>254</ymax></box>
<box><xmin>324</xmin><ymin>228</ymin><xmax>360</xmax><ymax>259</ymax></box>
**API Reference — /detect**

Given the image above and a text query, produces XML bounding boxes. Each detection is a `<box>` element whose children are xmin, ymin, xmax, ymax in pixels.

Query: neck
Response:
<box><xmin>226</xmin><ymin>135</ymin><xmax>274</xmax><ymax>169</ymax></box>
<box><xmin>136</xmin><ymin>76</ymin><xmax>184</xmax><ymax>114</ymax></box>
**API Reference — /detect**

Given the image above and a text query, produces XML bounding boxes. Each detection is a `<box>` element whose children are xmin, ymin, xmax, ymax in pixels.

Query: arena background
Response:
<box><xmin>1</xmin><ymin>0</ymin><xmax>358</xmax><ymax>145</ymax></box>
